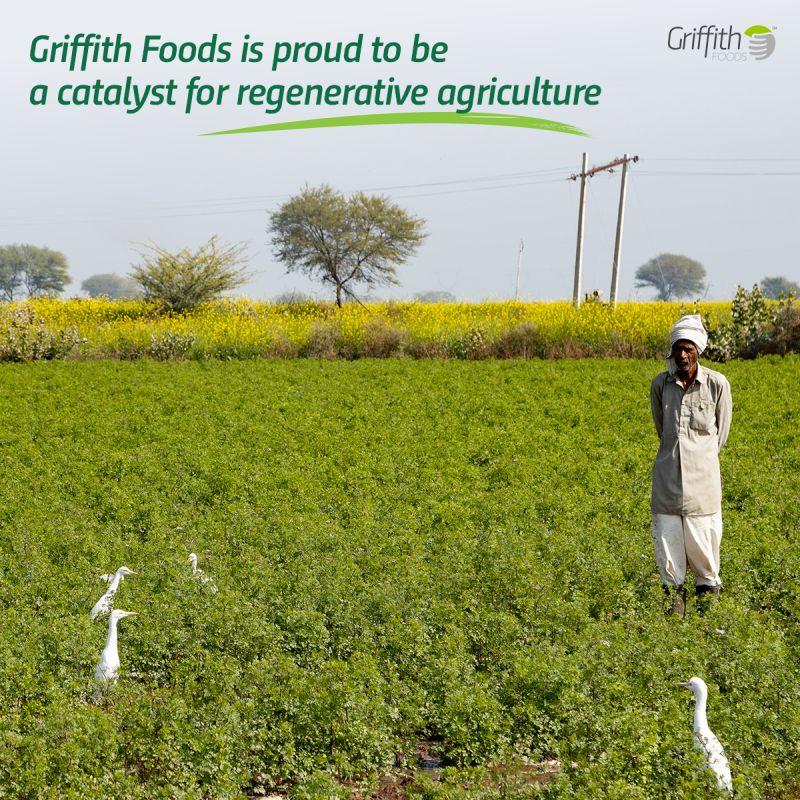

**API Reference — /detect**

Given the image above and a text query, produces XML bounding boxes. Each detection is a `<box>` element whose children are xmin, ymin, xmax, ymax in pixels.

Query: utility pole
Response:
<box><xmin>570</xmin><ymin>153</ymin><xmax>638</xmax><ymax>309</ymax></box>
<box><xmin>572</xmin><ymin>152</ymin><xmax>588</xmax><ymax>308</ymax></box>
<box><xmin>514</xmin><ymin>238</ymin><xmax>524</xmax><ymax>300</ymax></box>
<box><xmin>609</xmin><ymin>155</ymin><xmax>629</xmax><ymax>308</ymax></box>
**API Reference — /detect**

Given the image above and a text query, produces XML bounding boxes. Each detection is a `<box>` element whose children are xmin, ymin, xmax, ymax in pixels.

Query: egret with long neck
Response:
<box><xmin>188</xmin><ymin>553</ymin><xmax>217</xmax><ymax>593</ymax></box>
<box><xmin>90</xmin><ymin>566</ymin><xmax>137</xmax><ymax>620</ymax></box>
<box><xmin>94</xmin><ymin>609</ymin><xmax>137</xmax><ymax>688</ymax></box>
<box><xmin>678</xmin><ymin>676</ymin><xmax>732</xmax><ymax>794</ymax></box>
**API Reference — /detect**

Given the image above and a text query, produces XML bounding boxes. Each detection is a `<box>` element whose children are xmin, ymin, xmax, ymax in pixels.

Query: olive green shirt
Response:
<box><xmin>650</xmin><ymin>363</ymin><xmax>732</xmax><ymax>515</ymax></box>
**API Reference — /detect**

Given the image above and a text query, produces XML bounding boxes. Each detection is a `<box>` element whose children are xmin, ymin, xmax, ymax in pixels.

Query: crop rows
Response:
<box><xmin>0</xmin><ymin>358</ymin><xmax>798</xmax><ymax>798</ymax></box>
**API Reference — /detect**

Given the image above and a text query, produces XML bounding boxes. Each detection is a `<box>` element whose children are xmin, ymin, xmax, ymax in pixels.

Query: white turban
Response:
<box><xmin>666</xmin><ymin>314</ymin><xmax>707</xmax><ymax>374</ymax></box>
<box><xmin>669</xmin><ymin>314</ymin><xmax>708</xmax><ymax>354</ymax></box>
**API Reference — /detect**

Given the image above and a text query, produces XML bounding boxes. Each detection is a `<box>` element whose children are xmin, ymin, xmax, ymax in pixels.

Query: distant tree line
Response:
<box><xmin>0</xmin><ymin>244</ymin><xmax>70</xmax><ymax>301</ymax></box>
<box><xmin>760</xmin><ymin>276</ymin><xmax>799</xmax><ymax>299</ymax></box>
<box><xmin>414</xmin><ymin>290</ymin><xmax>456</xmax><ymax>303</ymax></box>
<box><xmin>2</xmin><ymin>189</ymin><xmax>796</xmax><ymax>310</ymax></box>
<box><xmin>81</xmin><ymin>273</ymin><xmax>140</xmax><ymax>299</ymax></box>
<box><xmin>633</xmin><ymin>253</ymin><xmax>797</xmax><ymax>302</ymax></box>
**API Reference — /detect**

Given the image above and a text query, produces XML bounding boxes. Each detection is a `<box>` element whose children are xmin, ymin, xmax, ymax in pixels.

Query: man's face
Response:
<box><xmin>671</xmin><ymin>340</ymin><xmax>698</xmax><ymax>373</ymax></box>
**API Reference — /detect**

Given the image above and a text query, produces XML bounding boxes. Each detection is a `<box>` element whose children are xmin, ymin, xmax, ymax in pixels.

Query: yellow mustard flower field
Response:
<box><xmin>3</xmin><ymin>298</ymin><xmax>733</xmax><ymax>360</ymax></box>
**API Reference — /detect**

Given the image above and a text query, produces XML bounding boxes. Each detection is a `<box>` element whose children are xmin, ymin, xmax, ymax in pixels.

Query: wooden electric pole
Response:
<box><xmin>572</xmin><ymin>152</ymin><xmax>588</xmax><ymax>307</ymax></box>
<box><xmin>569</xmin><ymin>153</ymin><xmax>638</xmax><ymax>309</ymax></box>
<box><xmin>610</xmin><ymin>154</ymin><xmax>637</xmax><ymax>308</ymax></box>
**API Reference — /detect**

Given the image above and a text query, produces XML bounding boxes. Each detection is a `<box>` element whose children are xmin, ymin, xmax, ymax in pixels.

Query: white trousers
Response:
<box><xmin>651</xmin><ymin>512</ymin><xmax>722</xmax><ymax>588</ymax></box>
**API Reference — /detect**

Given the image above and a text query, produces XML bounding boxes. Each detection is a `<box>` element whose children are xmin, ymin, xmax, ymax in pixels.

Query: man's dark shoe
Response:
<box><xmin>663</xmin><ymin>585</ymin><xmax>687</xmax><ymax>618</ymax></box>
<box><xmin>695</xmin><ymin>584</ymin><xmax>721</xmax><ymax>596</ymax></box>
<box><xmin>695</xmin><ymin>584</ymin><xmax>721</xmax><ymax>614</ymax></box>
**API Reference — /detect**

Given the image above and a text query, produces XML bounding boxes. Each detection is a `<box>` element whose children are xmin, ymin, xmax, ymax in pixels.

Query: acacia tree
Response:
<box><xmin>0</xmin><ymin>244</ymin><xmax>70</xmax><ymax>300</ymax></box>
<box><xmin>634</xmin><ymin>253</ymin><xmax>706</xmax><ymax>301</ymax></box>
<box><xmin>131</xmin><ymin>236</ymin><xmax>249</xmax><ymax>312</ymax></box>
<box><xmin>268</xmin><ymin>185</ymin><xmax>427</xmax><ymax>307</ymax></box>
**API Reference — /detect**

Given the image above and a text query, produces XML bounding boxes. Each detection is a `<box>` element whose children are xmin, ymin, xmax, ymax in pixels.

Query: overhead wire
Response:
<box><xmin>0</xmin><ymin>172</ymin><xmax>573</xmax><ymax>227</ymax></box>
<box><xmin>642</xmin><ymin>157</ymin><xmax>800</xmax><ymax>162</ymax></box>
<box><xmin>635</xmin><ymin>170</ymin><xmax>800</xmax><ymax>177</ymax></box>
<box><xmin>1</xmin><ymin>158</ymin><xmax>798</xmax><ymax>228</ymax></box>
<box><xmin>0</xmin><ymin>166</ymin><xmax>574</xmax><ymax>222</ymax></box>
<box><xmin>392</xmin><ymin>176</ymin><xmax>568</xmax><ymax>200</ymax></box>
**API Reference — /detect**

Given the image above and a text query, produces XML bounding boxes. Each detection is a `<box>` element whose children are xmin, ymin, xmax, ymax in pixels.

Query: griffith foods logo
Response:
<box><xmin>744</xmin><ymin>25</ymin><xmax>776</xmax><ymax>60</ymax></box>
<box><xmin>667</xmin><ymin>24</ymin><xmax>776</xmax><ymax>61</ymax></box>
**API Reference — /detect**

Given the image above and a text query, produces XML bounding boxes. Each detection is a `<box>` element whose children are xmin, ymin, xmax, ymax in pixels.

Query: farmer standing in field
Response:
<box><xmin>650</xmin><ymin>314</ymin><xmax>732</xmax><ymax>617</ymax></box>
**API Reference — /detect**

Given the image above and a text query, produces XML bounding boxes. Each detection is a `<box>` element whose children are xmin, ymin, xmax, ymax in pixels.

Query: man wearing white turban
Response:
<box><xmin>650</xmin><ymin>314</ymin><xmax>732</xmax><ymax>617</ymax></box>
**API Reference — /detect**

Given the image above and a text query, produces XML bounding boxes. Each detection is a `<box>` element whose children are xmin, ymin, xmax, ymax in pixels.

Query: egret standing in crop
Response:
<box><xmin>94</xmin><ymin>609</ymin><xmax>138</xmax><ymax>689</ymax></box>
<box><xmin>650</xmin><ymin>315</ymin><xmax>732</xmax><ymax>616</ymax></box>
<box><xmin>90</xmin><ymin>566</ymin><xmax>137</xmax><ymax>620</ymax></box>
<box><xmin>678</xmin><ymin>676</ymin><xmax>733</xmax><ymax>793</ymax></box>
<box><xmin>188</xmin><ymin>553</ymin><xmax>218</xmax><ymax>593</ymax></box>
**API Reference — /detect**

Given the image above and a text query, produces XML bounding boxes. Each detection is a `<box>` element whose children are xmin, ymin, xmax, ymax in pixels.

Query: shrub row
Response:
<box><xmin>1</xmin><ymin>290</ymin><xmax>797</xmax><ymax>362</ymax></box>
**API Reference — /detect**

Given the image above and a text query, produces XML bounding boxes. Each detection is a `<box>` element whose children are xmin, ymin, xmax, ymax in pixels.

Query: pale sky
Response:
<box><xmin>2</xmin><ymin>0</ymin><xmax>798</xmax><ymax>301</ymax></box>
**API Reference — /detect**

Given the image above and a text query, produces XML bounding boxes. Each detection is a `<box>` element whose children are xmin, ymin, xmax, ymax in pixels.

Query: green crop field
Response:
<box><xmin>0</xmin><ymin>358</ymin><xmax>798</xmax><ymax>799</ymax></box>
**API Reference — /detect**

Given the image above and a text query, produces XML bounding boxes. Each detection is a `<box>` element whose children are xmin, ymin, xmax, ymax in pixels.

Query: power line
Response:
<box><xmin>1</xmin><ymin>162</ymin><xmax>797</xmax><ymax>228</ymax></box>
<box><xmin>643</xmin><ymin>157</ymin><xmax>800</xmax><ymax>162</ymax></box>
<box><xmin>0</xmin><ymin>166</ymin><xmax>574</xmax><ymax>221</ymax></box>
<box><xmin>635</xmin><ymin>170</ymin><xmax>800</xmax><ymax>176</ymax></box>
<box><xmin>364</xmin><ymin>166</ymin><xmax>572</xmax><ymax>191</ymax></box>
<box><xmin>0</xmin><ymin>206</ymin><xmax>271</xmax><ymax>228</ymax></box>
<box><xmin>0</xmin><ymin>176</ymin><xmax>570</xmax><ymax>228</ymax></box>
<box><xmin>0</xmin><ymin>195</ymin><xmax>290</xmax><ymax>222</ymax></box>
<box><xmin>393</xmin><ymin>176</ymin><xmax>567</xmax><ymax>200</ymax></box>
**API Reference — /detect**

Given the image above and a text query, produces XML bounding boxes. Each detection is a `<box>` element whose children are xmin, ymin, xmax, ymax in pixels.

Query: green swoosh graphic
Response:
<box><xmin>202</xmin><ymin>112</ymin><xmax>587</xmax><ymax>137</ymax></box>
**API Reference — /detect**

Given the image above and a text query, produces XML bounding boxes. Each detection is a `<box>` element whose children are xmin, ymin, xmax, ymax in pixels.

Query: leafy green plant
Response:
<box><xmin>445</xmin><ymin>328</ymin><xmax>487</xmax><ymax>359</ymax></box>
<box><xmin>0</xmin><ymin>359</ymin><xmax>798</xmax><ymax>797</ymax></box>
<box><xmin>705</xmin><ymin>285</ymin><xmax>797</xmax><ymax>360</ymax></box>
<box><xmin>0</xmin><ymin>306</ymin><xmax>82</xmax><ymax>361</ymax></box>
<box><xmin>146</xmin><ymin>331</ymin><xmax>196</xmax><ymax>361</ymax></box>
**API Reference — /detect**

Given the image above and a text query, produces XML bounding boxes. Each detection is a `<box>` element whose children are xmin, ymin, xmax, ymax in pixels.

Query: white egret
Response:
<box><xmin>678</xmin><ymin>676</ymin><xmax>733</xmax><ymax>794</ymax></box>
<box><xmin>188</xmin><ymin>553</ymin><xmax>218</xmax><ymax>593</ymax></box>
<box><xmin>94</xmin><ymin>609</ymin><xmax>138</xmax><ymax>689</ymax></box>
<box><xmin>90</xmin><ymin>566</ymin><xmax>137</xmax><ymax>620</ymax></box>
